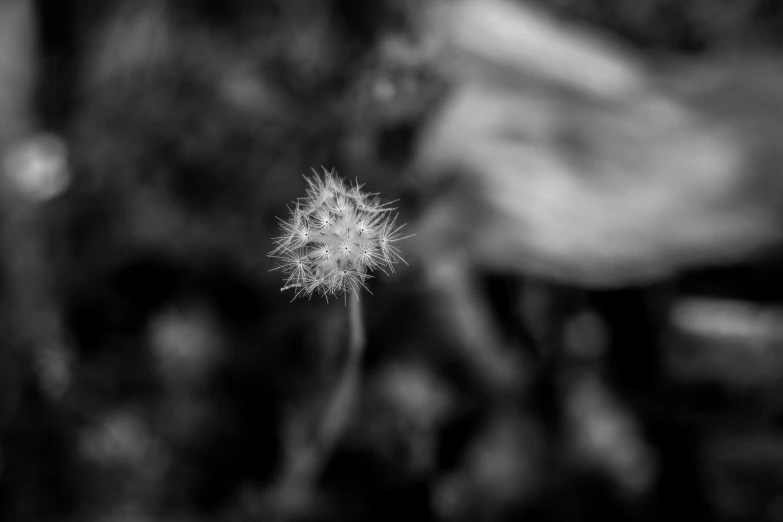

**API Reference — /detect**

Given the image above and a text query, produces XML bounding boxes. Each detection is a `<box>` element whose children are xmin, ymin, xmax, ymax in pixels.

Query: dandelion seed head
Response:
<box><xmin>270</xmin><ymin>167</ymin><xmax>410</xmax><ymax>300</ymax></box>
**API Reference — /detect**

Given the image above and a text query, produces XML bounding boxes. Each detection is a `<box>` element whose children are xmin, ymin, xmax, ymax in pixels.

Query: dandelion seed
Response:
<box><xmin>313</xmin><ymin>208</ymin><xmax>335</xmax><ymax>229</ymax></box>
<box><xmin>378</xmin><ymin>214</ymin><xmax>413</xmax><ymax>272</ymax></box>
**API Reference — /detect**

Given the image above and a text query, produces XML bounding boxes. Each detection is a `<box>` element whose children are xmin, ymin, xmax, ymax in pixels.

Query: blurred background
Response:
<box><xmin>4</xmin><ymin>0</ymin><xmax>783</xmax><ymax>521</ymax></box>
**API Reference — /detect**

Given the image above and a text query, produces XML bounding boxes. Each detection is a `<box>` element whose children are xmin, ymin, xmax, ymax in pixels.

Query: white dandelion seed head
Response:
<box><xmin>269</xmin><ymin>167</ymin><xmax>411</xmax><ymax>301</ymax></box>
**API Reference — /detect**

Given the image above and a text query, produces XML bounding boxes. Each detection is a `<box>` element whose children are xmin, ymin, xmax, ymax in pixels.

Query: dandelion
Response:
<box><xmin>270</xmin><ymin>167</ymin><xmax>411</xmax><ymax>301</ymax></box>
<box><xmin>267</xmin><ymin>167</ymin><xmax>412</xmax><ymax>511</ymax></box>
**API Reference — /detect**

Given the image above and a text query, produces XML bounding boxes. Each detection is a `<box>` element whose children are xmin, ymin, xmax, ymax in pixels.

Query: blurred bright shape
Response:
<box><xmin>3</xmin><ymin>133</ymin><xmax>70</xmax><ymax>201</ymax></box>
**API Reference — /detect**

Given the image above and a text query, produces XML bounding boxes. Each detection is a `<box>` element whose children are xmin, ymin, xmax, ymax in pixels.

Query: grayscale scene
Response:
<box><xmin>2</xmin><ymin>0</ymin><xmax>783</xmax><ymax>521</ymax></box>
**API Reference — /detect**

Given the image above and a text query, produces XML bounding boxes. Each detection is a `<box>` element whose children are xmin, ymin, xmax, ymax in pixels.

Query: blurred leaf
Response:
<box><xmin>413</xmin><ymin>0</ymin><xmax>783</xmax><ymax>287</ymax></box>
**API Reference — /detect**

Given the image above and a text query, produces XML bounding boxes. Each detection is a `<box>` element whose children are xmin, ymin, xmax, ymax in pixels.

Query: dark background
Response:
<box><xmin>3</xmin><ymin>1</ymin><xmax>783</xmax><ymax>521</ymax></box>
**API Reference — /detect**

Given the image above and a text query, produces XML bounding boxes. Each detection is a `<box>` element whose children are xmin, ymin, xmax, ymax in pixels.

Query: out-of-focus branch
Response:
<box><xmin>0</xmin><ymin>0</ymin><xmax>36</xmax><ymax>147</ymax></box>
<box><xmin>0</xmin><ymin>2</ymin><xmax>73</xmax><ymax>402</ymax></box>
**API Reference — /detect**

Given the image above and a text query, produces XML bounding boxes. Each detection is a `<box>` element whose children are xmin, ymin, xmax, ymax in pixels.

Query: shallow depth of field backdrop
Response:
<box><xmin>3</xmin><ymin>1</ymin><xmax>783</xmax><ymax>521</ymax></box>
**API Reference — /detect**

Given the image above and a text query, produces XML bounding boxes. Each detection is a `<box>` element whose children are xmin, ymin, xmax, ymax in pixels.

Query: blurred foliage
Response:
<box><xmin>534</xmin><ymin>0</ymin><xmax>783</xmax><ymax>54</ymax></box>
<box><xmin>2</xmin><ymin>1</ymin><xmax>783</xmax><ymax>522</ymax></box>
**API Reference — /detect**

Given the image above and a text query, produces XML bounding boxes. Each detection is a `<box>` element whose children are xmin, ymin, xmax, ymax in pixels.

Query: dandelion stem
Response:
<box><xmin>271</xmin><ymin>298</ymin><xmax>366</xmax><ymax>519</ymax></box>
<box><xmin>317</xmin><ymin>295</ymin><xmax>364</xmax><ymax>460</ymax></box>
